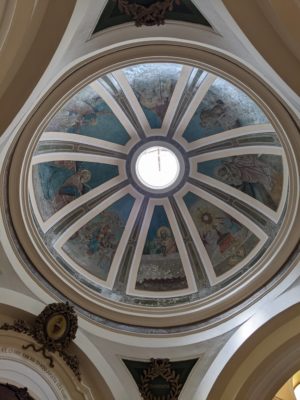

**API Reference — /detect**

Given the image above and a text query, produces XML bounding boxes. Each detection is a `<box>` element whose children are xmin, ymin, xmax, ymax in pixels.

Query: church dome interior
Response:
<box><xmin>12</xmin><ymin>58</ymin><xmax>298</xmax><ymax>330</ymax></box>
<box><xmin>0</xmin><ymin>1</ymin><xmax>299</xmax><ymax>399</ymax></box>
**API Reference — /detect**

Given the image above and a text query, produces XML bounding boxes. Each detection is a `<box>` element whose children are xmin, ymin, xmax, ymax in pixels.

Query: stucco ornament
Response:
<box><xmin>0</xmin><ymin>303</ymin><xmax>81</xmax><ymax>380</ymax></box>
<box><xmin>139</xmin><ymin>358</ymin><xmax>182</xmax><ymax>400</ymax></box>
<box><xmin>115</xmin><ymin>0</ymin><xmax>180</xmax><ymax>26</ymax></box>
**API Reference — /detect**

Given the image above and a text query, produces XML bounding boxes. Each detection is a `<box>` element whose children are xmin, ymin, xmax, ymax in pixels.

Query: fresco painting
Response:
<box><xmin>32</xmin><ymin>161</ymin><xmax>119</xmax><ymax>221</ymax></box>
<box><xmin>198</xmin><ymin>154</ymin><xmax>283</xmax><ymax>211</ymax></box>
<box><xmin>136</xmin><ymin>205</ymin><xmax>188</xmax><ymax>291</ymax></box>
<box><xmin>45</xmin><ymin>85</ymin><xmax>130</xmax><ymax>145</ymax></box>
<box><xmin>63</xmin><ymin>194</ymin><xmax>135</xmax><ymax>281</ymax></box>
<box><xmin>183</xmin><ymin>192</ymin><xmax>259</xmax><ymax>276</ymax></box>
<box><xmin>123</xmin><ymin>63</ymin><xmax>182</xmax><ymax>129</ymax></box>
<box><xmin>183</xmin><ymin>77</ymin><xmax>269</xmax><ymax>143</ymax></box>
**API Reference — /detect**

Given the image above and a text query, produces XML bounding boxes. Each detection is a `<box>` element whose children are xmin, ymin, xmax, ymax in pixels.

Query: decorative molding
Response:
<box><xmin>93</xmin><ymin>0</ymin><xmax>211</xmax><ymax>32</ymax></box>
<box><xmin>124</xmin><ymin>357</ymin><xmax>197</xmax><ymax>400</ymax></box>
<box><xmin>139</xmin><ymin>358</ymin><xmax>182</xmax><ymax>400</ymax></box>
<box><xmin>0</xmin><ymin>303</ymin><xmax>81</xmax><ymax>380</ymax></box>
<box><xmin>114</xmin><ymin>0</ymin><xmax>180</xmax><ymax>27</ymax></box>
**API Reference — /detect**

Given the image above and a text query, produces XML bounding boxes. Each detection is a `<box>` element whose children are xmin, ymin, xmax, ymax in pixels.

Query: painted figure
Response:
<box><xmin>39</xmin><ymin>161</ymin><xmax>91</xmax><ymax>212</ymax></box>
<box><xmin>137</xmin><ymin>205</ymin><xmax>187</xmax><ymax>291</ymax></box>
<box><xmin>143</xmin><ymin>226</ymin><xmax>177</xmax><ymax>257</ymax></box>
<box><xmin>215</xmin><ymin>155</ymin><xmax>276</xmax><ymax>208</ymax></box>
<box><xmin>200</xmin><ymin>99</ymin><xmax>241</xmax><ymax>131</ymax></box>
<box><xmin>184</xmin><ymin>192</ymin><xmax>259</xmax><ymax>275</ymax></box>
<box><xmin>154</xmin><ymin>226</ymin><xmax>177</xmax><ymax>257</ymax></box>
<box><xmin>46</xmin><ymin>86</ymin><xmax>130</xmax><ymax>145</ymax></box>
<box><xmin>136</xmin><ymin>81</ymin><xmax>173</xmax><ymax>124</ymax></box>
<box><xmin>123</xmin><ymin>64</ymin><xmax>181</xmax><ymax>128</ymax></box>
<box><xmin>63</xmin><ymin>194</ymin><xmax>135</xmax><ymax>281</ymax></box>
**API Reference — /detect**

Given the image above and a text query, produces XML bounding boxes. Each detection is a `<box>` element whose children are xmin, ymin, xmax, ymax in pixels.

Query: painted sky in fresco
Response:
<box><xmin>136</xmin><ymin>205</ymin><xmax>187</xmax><ymax>291</ymax></box>
<box><xmin>183</xmin><ymin>192</ymin><xmax>259</xmax><ymax>276</ymax></box>
<box><xmin>198</xmin><ymin>154</ymin><xmax>283</xmax><ymax>211</ymax></box>
<box><xmin>45</xmin><ymin>85</ymin><xmax>130</xmax><ymax>145</ymax></box>
<box><xmin>32</xmin><ymin>161</ymin><xmax>119</xmax><ymax>221</ymax></box>
<box><xmin>123</xmin><ymin>63</ymin><xmax>182</xmax><ymax>129</ymax></box>
<box><xmin>183</xmin><ymin>77</ymin><xmax>269</xmax><ymax>143</ymax></box>
<box><xmin>63</xmin><ymin>194</ymin><xmax>135</xmax><ymax>281</ymax></box>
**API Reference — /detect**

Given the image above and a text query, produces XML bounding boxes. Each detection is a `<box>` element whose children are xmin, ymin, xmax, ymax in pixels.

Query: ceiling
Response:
<box><xmin>0</xmin><ymin>1</ymin><xmax>299</xmax><ymax>399</ymax></box>
<box><xmin>93</xmin><ymin>0</ymin><xmax>211</xmax><ymax>32</ymax></box>
<box><xmin>27</xmin><ymin>62</ymin><xmax>287</xmax><ymax>311</ymax></box>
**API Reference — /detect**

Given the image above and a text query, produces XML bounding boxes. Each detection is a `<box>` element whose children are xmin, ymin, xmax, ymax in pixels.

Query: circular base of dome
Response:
<box><xmin>5</xmin><ymin>44</ymin><xmax>300</xmax><ymax>330</ymax></box>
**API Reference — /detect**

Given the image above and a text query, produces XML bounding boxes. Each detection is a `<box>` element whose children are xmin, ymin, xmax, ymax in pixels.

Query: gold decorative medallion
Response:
<box><xmin>115</xmin><ymin>0</ymin><xmax>180</xmax><ymax>27</ymax></box>
<box><xmin>0</xmin><ymin>303</ymin><xmax>81</xmax><ymax>380</ymax></box>
<box><xmin>46</xmin><ymin>314</ymin><xmax>68</xmax><ymax>341</ymax></box>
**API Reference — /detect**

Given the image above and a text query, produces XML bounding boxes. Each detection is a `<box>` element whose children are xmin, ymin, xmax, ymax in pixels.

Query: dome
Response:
<box><xmin>11</xmin><ymin>58</ymin><xmax>297</xmax><ymax>329</ymax></box>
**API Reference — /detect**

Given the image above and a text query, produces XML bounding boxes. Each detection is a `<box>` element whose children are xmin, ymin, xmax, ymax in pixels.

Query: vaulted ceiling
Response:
<box><xmin>0</xmin><ymin>1</ymin><xmax>299</xmax><ymax>399</ymax></box>
<box><xmin>28</xmin><ymin>62</ymin><xmax>287</xmax><ymax>312</ymax></box>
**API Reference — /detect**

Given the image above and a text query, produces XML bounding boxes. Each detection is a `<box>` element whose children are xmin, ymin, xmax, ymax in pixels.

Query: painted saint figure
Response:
<box><xmin>200</xmin><ymin>99</ymin><xmax>241</xmax><ymax>131</ymax></box>
<box><xmin>38</xmin><ymin>161</ymin><xmax>91</xmax><ymax>212</ymax></box>
<box><xmin>155</xmin><ymin>226</ymin><xmax>177</xmax><ymax>257</ymax></box>
<box><xmin>215</xmin><ymin>155</ymin><xmax>277</xmax><ymax>209</ymax></box>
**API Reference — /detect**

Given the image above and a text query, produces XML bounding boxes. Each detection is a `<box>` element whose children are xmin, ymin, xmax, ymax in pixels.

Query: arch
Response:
<box><xmin>192</xmin><ymin>285</ymin><xmax>300</xmax><ymax>399</ymax></box>
<box><xmin>223</xmin><ymin>0</ymin><xmax>300</xmax><ymax>96</ymax></box>
<box><xmin>0</xmin><ymin>0</ymin><xmax>76</xmax><ymax>135</ymax></box>
<box><xmin>0</xmin><ymin>292</ymin><xmax>119</xmax><ymax>400</ymax></box>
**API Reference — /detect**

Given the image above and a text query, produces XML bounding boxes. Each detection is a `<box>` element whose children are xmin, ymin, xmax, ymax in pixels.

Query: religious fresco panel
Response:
<box><xmin>45</xmin><ymin>85</ymin><xmax>130</xmax><ymax>145</ymax></box>
<box><xmin>198</xmin><ymin>154</ymin><xmax>283</xmax><ymax>211</ymax></box>
<box><xmin>123</xmin><ymin>63</ymin><xmax>182</xmax><ymax>129</ymax></box>
<box><xmin>32</xmin><ymin>161</ymin><xmax>119</xmax><ymax>221</ymax></box>
<box><xmin>62</xmin><ymin>194</ymin><xmax>135</xmax><ymax>281</ymax></box>
<box><xmin>182</xmin><ymin>77</ymin><xmax>269</xmax><ymax>143</ymax></box>
<box><xmin>136</xmin><ymin>205</ymin><xmax>188</xmax><ymax>291</ymax></box>
<box><xmin>183</xmin><ymin>192</ymin><xmax>259</xmax><ymax>276</ymax></box>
